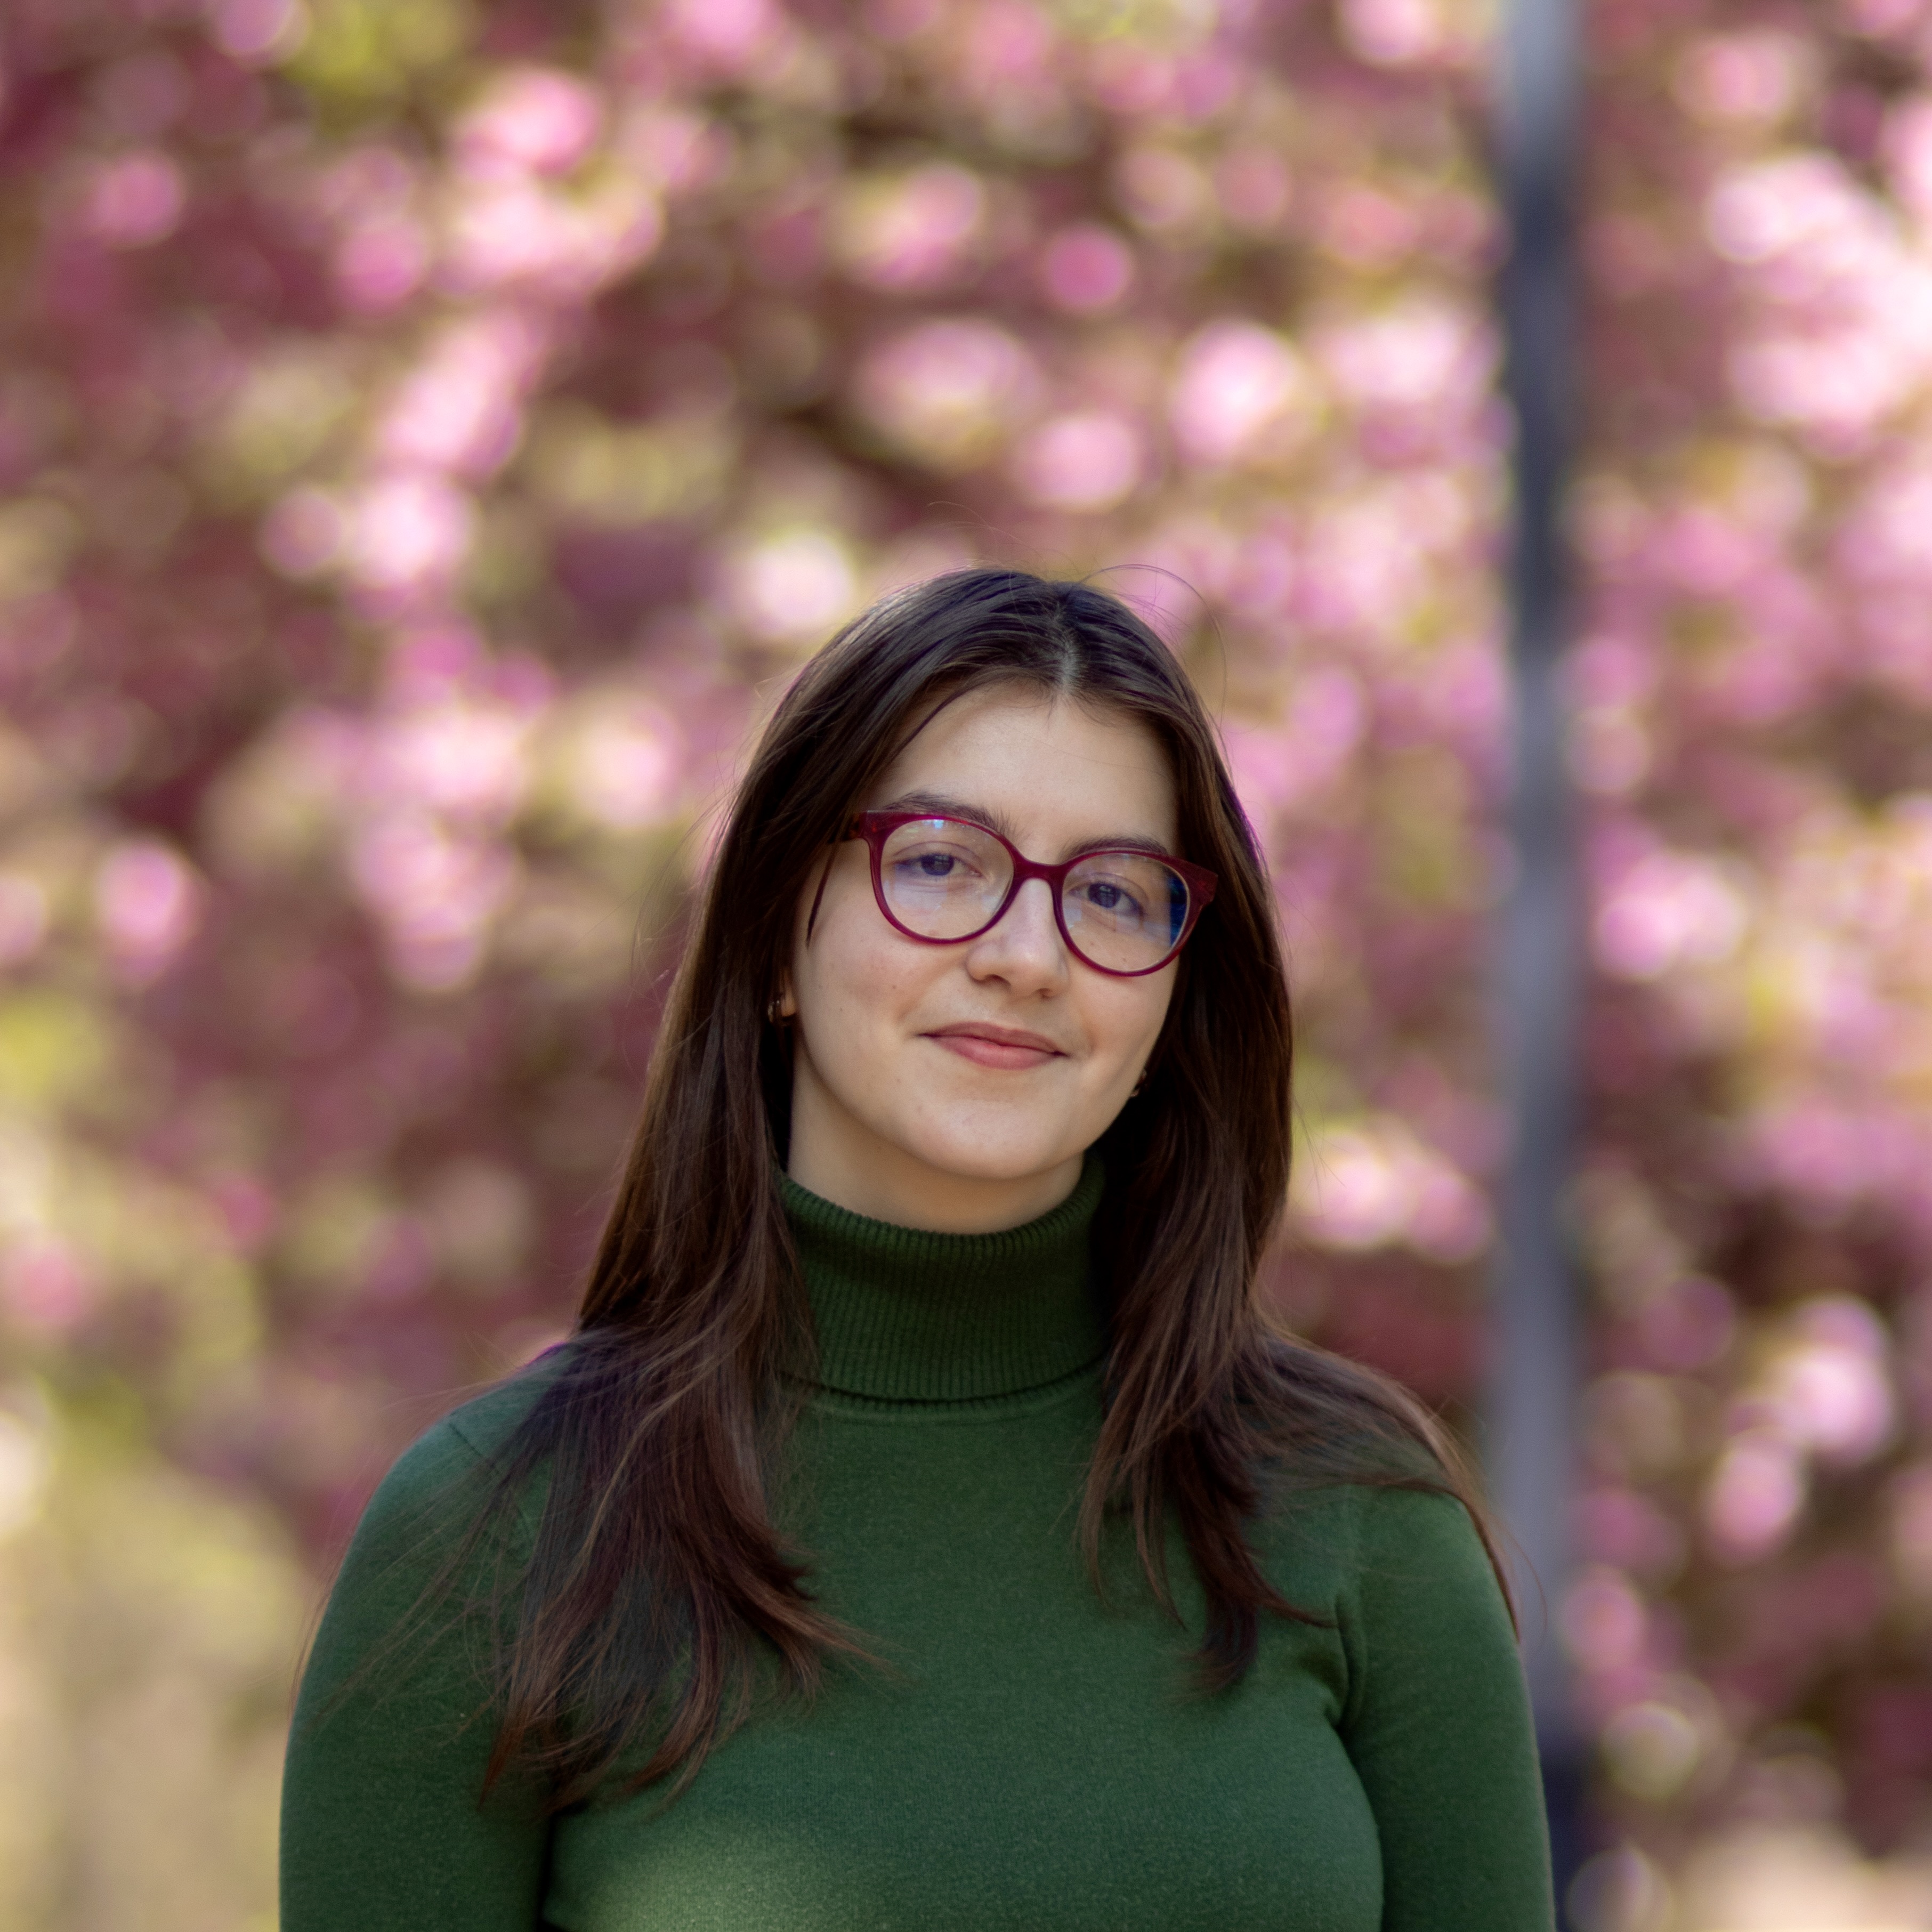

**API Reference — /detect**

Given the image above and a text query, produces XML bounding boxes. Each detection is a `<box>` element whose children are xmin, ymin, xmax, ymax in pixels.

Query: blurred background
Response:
<box><xmin>2</xmin><ymin>0</ymin><xmax>1931</xmax><ymax>1926</ymax></box>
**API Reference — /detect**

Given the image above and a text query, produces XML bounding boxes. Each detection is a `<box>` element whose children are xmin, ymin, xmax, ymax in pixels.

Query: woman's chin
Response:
<box><xmin>896</xmin><ymin>1136</ymin><xmax>1085</xmax><ymax>1193</ymax></box>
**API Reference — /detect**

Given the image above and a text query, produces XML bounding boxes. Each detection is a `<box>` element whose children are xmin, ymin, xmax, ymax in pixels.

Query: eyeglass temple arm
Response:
<box><xmin>803</xmin><ymin>835</ymin><xmax>845</xmax><ymax>943</ymax></box>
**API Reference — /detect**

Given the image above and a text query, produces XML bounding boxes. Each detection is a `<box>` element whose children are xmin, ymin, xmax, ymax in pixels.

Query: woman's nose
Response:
<box><xmin>965</xmin><ymin>877</ymin><xmax>1069</xmax><ymax>992</ymax></box>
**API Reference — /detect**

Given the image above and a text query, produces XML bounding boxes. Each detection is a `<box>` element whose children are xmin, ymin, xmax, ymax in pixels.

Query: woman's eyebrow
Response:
<box><xmin>876</xmin><ymin>788</ymin><xmax>1175</xmax><ymax>859</ymax></box>
<box><xmin>877</xmin><ymin>788</ymin><xmax>1019</xmax><ymax>839</ymax></box>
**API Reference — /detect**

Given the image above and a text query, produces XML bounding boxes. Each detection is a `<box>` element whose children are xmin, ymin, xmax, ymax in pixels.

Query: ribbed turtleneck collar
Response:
<box><xmin>780</xmin><ymin>1156</ymin><xmax>1106</xmax><ymax>1404</ymax></box>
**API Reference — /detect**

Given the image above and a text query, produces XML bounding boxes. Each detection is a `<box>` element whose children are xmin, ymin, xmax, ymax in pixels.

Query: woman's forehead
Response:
<box><xmin>872</xmin><ymin>685</ymin><xmax>1178</xmax><ymax>846</ymax></box>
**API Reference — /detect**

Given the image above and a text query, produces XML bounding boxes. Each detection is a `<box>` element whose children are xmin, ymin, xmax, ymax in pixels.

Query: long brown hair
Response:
<box><xmin>465</xmin><ymin>567</ymin><xmax>1502</xmax><ymax>1806</ymax></box>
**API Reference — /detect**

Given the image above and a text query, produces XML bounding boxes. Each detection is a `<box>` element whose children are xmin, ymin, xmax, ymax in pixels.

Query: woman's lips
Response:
<box><xmin>925</xmin><ymin>1024</ymin><xmax>1064</xmax><ymax>1071</ymax></box>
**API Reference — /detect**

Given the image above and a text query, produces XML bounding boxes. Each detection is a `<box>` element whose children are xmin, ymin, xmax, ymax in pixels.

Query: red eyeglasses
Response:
<box><xmin>841</xmin><ymin>811</ymin><xmax>1216</xmax><ymax>977</ymax></box>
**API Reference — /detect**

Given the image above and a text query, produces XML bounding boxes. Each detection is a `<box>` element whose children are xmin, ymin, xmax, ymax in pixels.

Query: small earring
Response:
<box><xmin>766</xmin><ymin>998</ymin><xmax>783</xmax><ymax>1025</ymax></box>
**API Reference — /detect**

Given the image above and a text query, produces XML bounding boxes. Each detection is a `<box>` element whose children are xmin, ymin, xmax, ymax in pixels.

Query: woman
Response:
<box><xmin>282</xmin><ymin>568</ymin><xmax>1554</xmax><ymax>1931</ymax></box>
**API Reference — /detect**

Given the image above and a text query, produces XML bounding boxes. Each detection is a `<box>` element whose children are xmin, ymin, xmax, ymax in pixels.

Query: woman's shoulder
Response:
<box><xmin>353</xmin><ymin>1344</ymin><xmax>574</xmax><ymax>1551</ymax></box>
<box><xmin>1242</xmin><ymin>1339</ymin><xmax>1502</xmax><ymax>1603</ymax></box>
<box><xmin>438</xmin><ymin>1341</ymin><xmax>575</xmax><ymax>1463</ymax></box>
<box><xmin>1257</xmin><ymin>1466</ymin><xmax>1472</xmax><ymax>1569</ymax></box>
<box><xmin>1247</xmin><ymin>1337</ymin><xmax>1458</xmax><ymax>1493</ymax></box>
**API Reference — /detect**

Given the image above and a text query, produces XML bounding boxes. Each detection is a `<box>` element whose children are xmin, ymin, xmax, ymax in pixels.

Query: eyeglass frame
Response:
<box><xmin>821</xmin><ymin>810</ymin><xmax>1218</xmax><ymax>979</ymax></box>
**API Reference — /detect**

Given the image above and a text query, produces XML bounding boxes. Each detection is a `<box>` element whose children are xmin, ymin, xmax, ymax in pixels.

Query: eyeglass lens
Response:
<box><xmin>878</xmin><ymin>818</ymin><xmax>1191</xmax><ymax>973</ymax></box>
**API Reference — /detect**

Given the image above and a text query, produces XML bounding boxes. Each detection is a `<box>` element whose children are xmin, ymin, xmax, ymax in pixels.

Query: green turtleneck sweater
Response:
<box><xmin>282</xmin><ymin>1162</ymin><xmax>1553</xmax><ymax>1930</ymax></box>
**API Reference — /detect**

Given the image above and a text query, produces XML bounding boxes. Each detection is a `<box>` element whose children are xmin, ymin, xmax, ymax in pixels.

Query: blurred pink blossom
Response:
<box><xmin>1890</xmin><ymin>1463</ymin><xmax>1932</xmax><ymax>1597</ymax></box>
<box><xmin>1707</xmin><ymin>153</ymin><xmax>1870</xmax><ymax>268</ymax></box>
<box><xmin>346</xmin><ymin>475</ymin><xmax>475</xmax><ymax>595</ymax></box>
<box><xmin>1086</xmin><ymin>42</ymin><xmax>1173</xmax><ymax>116</ymax></box>
<box><xmin>442</xmin><ymin>178</ymin><xmax>663</xmax><ymax>300</ymax></box>
<box><xmin>335</xmin><ymin>220</ymin><xmax>429</xmax><ymax>314</ymax></box>
<box><xmin>1223</xmin><ymin>667</ymin><xmax>1367</xmax><ymax>823</ymax></box>
<box><xmin>349</xmin><ymin>817</ymin><xmax>518</xmax><ymax>991</ymax></box>
<box><xmin>1594</xmin><ymin>849</ymin><xmax>1751</xmax><ymax>981</ymax></box>
<box><xmin>95</xmin><ymin>53</ymin><xmax>190</xmax><ymax>140</ymax></box>
<box><xmin>1706</xmin><ymin>1430</ymin><xmax>1806</xmax><ymax>1562</ymax></box>
<box><xmin>1037</xmin><ymin>224</ymin><xmax>1135</xmax><ymax>314</ymax></box>
<box><xmin>1169</xmin><ymin>53</ymin><xmax>1238</xmax><ymax>125</ymax></box>
<box><xmin>82</xmin><ymin>151</ymin><xmax>185</xmax><ymax>247</ymax></box>
<box><xmin>659</xmin><ymin>0</ymin><xmax>785</xmax><ymax>75</ymax></box>
<box><xmin>1294</xmin><ymin>1119</ymin><xmax>1490</xmax><ymax>1259</ymax></box>
<box><xmin>456</xmin><ymin>69</ymin><xmax>604</xmax><ymax>180</ymax></box>
<box><xmin>1009</xmin><ymin>411</ymin><xmax>1143</xmax><ymax>511</ymax></box>
<box><xmin>1316</xmin><ymin>184</ymin><xmax>1422</xmax><ymax>269</ymax></box>
<box><xmin>1765</xmin><ymin>1298</ymin><xmax>1896</xmax><ymax>1466</ymax></box>
<box><xmin>1806</xmin><ymin>959</ymin><xmax>1896</xmax><ymax>1067</ymax></box>
<box><xmin>1882</xmin><ymin>94</ymin><xmax>1932</xmax><ymax>227</ymax></box>
<box><xmin>1214</xmin><ymin>151</ymin><xmax>1293</xmax><ymax>231</ymax></box>
<box><xmin>1169</xmin><ymin>321</ymin><xmax>1313</xmax><ymax>467</ymax></box>
<box><xmin>1571</xmin><ymin>631</ymin><xmax>1661</xmax><ymax>708</ymax></box>
<box><xmin>0</xmin><ymin>873</ymin><xmax>50</xmax><ymax>965</ymax></box>
<box><xmin>1294</xmin><ymin>494</ymin><xmax>1431</xmax><ymax>635</ymax></box>
<box><xmin>209</xmin><ymin>1173</ymin><xmax>278</xmax><ymax>1254</ymax></box>
<box><xmin>962</xmin><ymin>0</ymin><xmax>1057</xmax><ymax>88</ymax></box>
<box><xmin>836</xmin><ymin>166</ymin><xmax>986</xmax><ymax>293</ymax></box>
<box><xmin>1563</xmin><ymin>1566</ymin><xmax>1652</xmax><ymax>1674</ymax></box>
<box><xmin>1580</xmin><ymin>1488</ymin><xmax>1689</xmax><ymax>1580</ymax></box>
<box><xmin>1337</xmin><ymin>0</ymin><xmax>1459</xmax><ymax>67</ymax></box>
<box><xmin>371</xmin><ymin>701</ymin><xmax>530</xmax><ymax>827</ymax></box>
<box><xmin>496</xmin><ymin>1320</ymin><xmax>573</xmax><ymax>1369</ymax></box>
<box><xmin>620</xmin><ymin>108</ymin><xmax>734</xmax><ymax>197</ymax></box>
<box><xmin>1849</xmin><ymin>0</ymin><xmax>1927</xmax><ymax>38</ymax></box>
<box><xmin>1224</xmin><ymin>531</ymin><xmax>1298</xmax><ymax>618</ymax></box>
<box><xmin>1571</xmin><ymin>706</ymin><xmax>1653</xmax><ymax>796</ymax></box>
<box><xmin>1674</xmin><ymin>31</ymin><xmax>1807</xmax><ymax>126</ymax></box>
<box><xmin>260</xmin><ymin>487</ymin><xmax>347</xmax><ymax>579</ymax></box>
<box><xmin>1744</xmin><ymin>1104</ymin><xmax>1923</xmax><ymax>1218</ymax></box>
<box><xmin>1730</xmin><ymin>330</ymin><xmax>1927</xmax><ymax>449</ymax></box>
<box><xmin>308</xmin><ymin>144</ymin><xmax>418</xmax><ymax>256</ymax></box>
<box><xmin>1406</xmin><ymin>1162</ymin><xmax>1493</xmax><ymax>1262</ymax></box>
<box><xmin>1115</xmin><ymin>148</ymin><xmax>1213</xmax><ymax>235</ymax></box>
<box><xmin>1650</xmin><ymin>506</ymin><xmax>1763</xmax><ymax>596</ymax></box>
<box><xmin>0</xmin><ymin>1236</ymin><xmax>96</xmax><ymax>1333</ymax></box>
<box><xmin>206</xmin><ymin>0</ymin><xmax>310</xmax><ymax>65</ymax></box>
<box><xmin>364</xmin><ymin>1215</ymin><xmax>434</xmax><ymax>1301</ymax></box>
<box><xmin>1708</xmin><ymin>149</ymin><xmax>1932</xmax><ymax>448</ymax></box>
<box><xmin>1836</xmin><ymin>463</ymin><xmax>1932</xmax><ymax>581</ymax></box>
<box><xmin>1297</xmin><ymin>1127</ymin><xmax>1417</xmax><ymax>1249</ymax></box>
<box><xmin>381</xmin><ymin>623</ymin><xmax>490</xmax><ymax>705</ymax></box>
<box><xmin>94</xmin><ymin>838</ymin><xmax>206</xmax><ymax>983</ymax></box>
<box><xmin>721</xmin><ymin>531</ymin><xmax>857</xmax><ymax>645</ymax></box>
<box><xmin>1315</xmin><ymin>298</ymin><xmax>1490</xmax><ymax>416</ymax></box>
<box><xmin>569</xmin><ymin>706</ymin><xmax>684</xmax><ymax>830</ymax></box>
<box><xmin>378</xmin><ymin>313</ymin><xmax>547</xmax><ymax>477</ymax></box>
<box><xmin>853</xmin><ymin>319</ymin><xmax>1042</xmax><ymax>468</ymax></box>
<box><xmin>1636</xmin><ymin>1276</ymin><xmax>1738</xmax><ymax>1372</ymax></box>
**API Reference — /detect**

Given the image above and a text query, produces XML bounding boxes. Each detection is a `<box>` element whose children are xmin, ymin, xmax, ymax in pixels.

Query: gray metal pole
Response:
<box><xmin>1491</xmin><ymin>0</ymin><xmax>1586</xmax><ymax>1905</ymax></box>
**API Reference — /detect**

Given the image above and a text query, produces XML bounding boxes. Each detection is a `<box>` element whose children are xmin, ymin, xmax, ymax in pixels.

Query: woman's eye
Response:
<box><xmin>1079</xmin><ymin>879</ymin><xmax>1144</xmax><ymax>919</ymax></box>
<box><xmin>891</xmin><ymin>846</ymin><xmax>980</xmax><ymax>882</ymax></box>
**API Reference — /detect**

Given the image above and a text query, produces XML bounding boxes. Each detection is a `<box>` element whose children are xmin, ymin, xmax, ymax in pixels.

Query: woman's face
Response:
<box><xmin>782</xmin><ymin>683</ymin><xmax>1181</xmax><ymax>1233</ymax></box>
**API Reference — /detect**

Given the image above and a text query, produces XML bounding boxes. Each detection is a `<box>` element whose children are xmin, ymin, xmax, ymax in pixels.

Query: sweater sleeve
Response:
<box><xmin>280</xmin><ymin>1411</ymin><xmax>552</xmax><ymax>1932</ymax></box>
<box><xmin>1337</xmin><ymin>1486</ymin><xmax>1555</xmax><ymax>1932</ymax></box>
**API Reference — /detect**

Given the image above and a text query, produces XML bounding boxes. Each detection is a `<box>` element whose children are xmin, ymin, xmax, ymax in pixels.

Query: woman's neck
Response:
<box><xmin>780</xmin><ymin>1153</ymin><xmax>1107</xmax><ymax>1401</ymax></box>
<box><xmin>784</xmin><ymin>1119</ymin><xmax>1086</xmax><ymax>1235</ymax></box>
